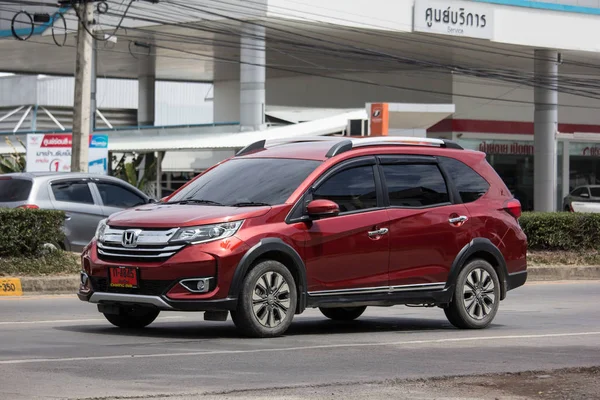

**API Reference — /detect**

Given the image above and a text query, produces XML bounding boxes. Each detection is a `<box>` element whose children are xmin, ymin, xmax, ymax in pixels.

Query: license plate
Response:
<box><xmin>109</xmin><ymin>267</ymin><xmax>139</xmax><ymax>289</ymax></box>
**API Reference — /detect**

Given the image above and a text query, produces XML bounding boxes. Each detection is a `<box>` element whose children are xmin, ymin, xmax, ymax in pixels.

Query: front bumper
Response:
<box><xmin>78</xmin><ymin>238</ymin><xmax>248</xmax><ymax>311</ymax></box>
<box><xmin>77</xmin><ymin>290</ymin><xmax>237</xmax><ymax>311</ymax></box>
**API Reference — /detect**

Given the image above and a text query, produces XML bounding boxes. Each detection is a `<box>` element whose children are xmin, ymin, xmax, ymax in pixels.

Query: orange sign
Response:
<box><xmin>370</xmin><ymin>103</ymin><xmax>389</xmax><ymax>136</ymax></box>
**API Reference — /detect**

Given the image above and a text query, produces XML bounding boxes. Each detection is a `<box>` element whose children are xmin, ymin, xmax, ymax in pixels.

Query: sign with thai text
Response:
<box><xmin>414</xmin><ymin>0</ymin><xmax>493</xmax><ymax>40</ymax></box>
<box><xmin>26</xmin><ymin>134</ymin><xmax>109</xmax><ymax>174</ymax></box>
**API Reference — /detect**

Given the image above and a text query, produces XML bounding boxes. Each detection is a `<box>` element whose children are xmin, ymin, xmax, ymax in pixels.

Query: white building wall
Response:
<box><xmin>155</xmin><ymin>81</ymin><xmax>213</xmax><ymax>125</ymax></box>
<box><xmin>0</xmin><ymin>76</ymin><xmax>37</xmax><ymax>107</ymax></box>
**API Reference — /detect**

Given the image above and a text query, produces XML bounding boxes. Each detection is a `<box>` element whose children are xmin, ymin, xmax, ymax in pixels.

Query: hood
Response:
<box><xmin>107</xmin><ymin>203</ymin><xmax>271</xmax><ymax>228</ymax></box>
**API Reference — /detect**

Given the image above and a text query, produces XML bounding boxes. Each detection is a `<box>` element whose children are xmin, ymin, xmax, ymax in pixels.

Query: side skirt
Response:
<box><xmin>307</xmin><ymin>287</ymin><xmax>454</xmax><ymax>309</ymax></box>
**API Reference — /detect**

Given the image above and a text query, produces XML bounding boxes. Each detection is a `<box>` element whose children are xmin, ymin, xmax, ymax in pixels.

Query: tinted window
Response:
<box><xmin>52</xmin><ymin>181</ymin><xmax>94</xmax><ymax>204</ymax></box>
<box><xmin>313</xmin><ymin>166</ymin><xmax>377</xmax><ymax>212</ymax></box>
<box><xmin>96</xmin><ymin>182</ymin><xmax>146</xmax><ymax>208</ymax></box>
<box><xmin>171</xmin><ymin>158</ymin><xmax>321</xmax><ymax>206</ymax></box>
<box><xmin>0</xmin><ymin>178</ymin><xmax>32</xmax><ymax>202</ymax></box>
<box><xmin>571</xmin><ymin>187</ymin><xmax>584</xmax><ymax>196</ymax></box>
<box><xmin>382</xmin><ymin>164</ymin><xmax>449</xmax><ymax>207</ymax></box>
<box><xmin>590</xmin><ymin>188</ymin><xmax>600</xmax><ymax>197</ymax></box>
<box><xmin>439</xmin><ymin>157</ymin><xmax>490</xmax><ymax>203</ymax></box>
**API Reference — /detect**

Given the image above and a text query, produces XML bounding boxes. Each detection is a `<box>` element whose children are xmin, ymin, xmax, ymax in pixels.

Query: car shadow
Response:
<box><xmin>54</xmin><ymin>315</ymin><xmax>461</xmax><ymax>340</ymax></box>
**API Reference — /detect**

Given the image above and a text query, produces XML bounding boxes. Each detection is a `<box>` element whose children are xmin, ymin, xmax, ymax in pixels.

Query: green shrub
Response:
<box><xmin>0</xmin><ymin>209</ymin><xmax>65</xmax><ymax>257</ymax></box>
<box><xmin>0</xmin><ymin>251</ymin><xmax>80</xmax><ymax>276</ymax></box>
<box><xmin>520</xmin><ymin>212</ymin><xmax>600</xmax><ymax>251</ymax></box>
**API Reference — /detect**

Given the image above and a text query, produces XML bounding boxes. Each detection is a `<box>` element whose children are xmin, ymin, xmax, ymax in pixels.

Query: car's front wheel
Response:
<box><xmin>320</xmin><ymin>306</ymin><xmax>366</xmax><ymax>321</ymax></box>
<box><xmin>444</xmin><ymin>259</ymin><xmax>500</xmax><ymax>329</ymax></box>
<box><xmin>231</xmin><ymin>260</ymin><xmax>297</xmax><ymax>338</ymax></box>
<box><xmin>102</xmin><ymin>307</ymin><xmax>160</xmax><ymax>329</ymax></box>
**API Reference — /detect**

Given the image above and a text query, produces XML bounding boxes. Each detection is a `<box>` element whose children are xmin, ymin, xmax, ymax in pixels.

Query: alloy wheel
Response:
<box><xmin>252</xmin><ymin>271</ymin><xmax>291</xmax><ymax>328</ymax></box>
<box><xmin>462</xmin><ymin>267</ymin><xmax>496</xmax><ymax>320</ymax></box>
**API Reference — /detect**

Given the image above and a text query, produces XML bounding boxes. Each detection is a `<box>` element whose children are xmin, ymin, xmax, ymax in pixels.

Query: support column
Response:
<box><xmin>533</xmin><ymin>49</ymin><xmax>559</xmax><ymax>212</ymax></box>
<box><xmin>71</xmin><ymin>1</ymin><xmax>94</xmax><ymax>173</ymax></box>
<box><xmin>240</xmin><ymin>23</ymin><xmax>266</xmax><ymax>132</ymax></box>
<box><xmin>138</xmin><ymin>54</ymin><xmax>156</xmax><ymax>126</ymax></box>
<box><xmin>562</xmin><ymin>140</ymin><xmax>570</xmax><ymax>202</ymax></box>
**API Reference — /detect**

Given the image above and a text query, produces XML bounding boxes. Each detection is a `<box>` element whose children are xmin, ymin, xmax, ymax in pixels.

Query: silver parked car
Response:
<box><xmin>562</xmin><ymin>185</ymin><xmax>600</xmax><ymax>211</ymax></box>
<box><xmin>0</xmin><ymin>173</ymin><xmax>152</xmax><ymax>252</ymax></box>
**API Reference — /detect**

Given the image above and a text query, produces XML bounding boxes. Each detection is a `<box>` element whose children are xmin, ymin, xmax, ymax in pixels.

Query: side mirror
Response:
<box><xmin>581</xmin><ymin>192</ymin><xmax>590</xmax><ymax>198</ymax></box>
<box><xmin>306</xmin><ymin>199</ymin><xmax>340</xmax><ymax>219</ymax></box>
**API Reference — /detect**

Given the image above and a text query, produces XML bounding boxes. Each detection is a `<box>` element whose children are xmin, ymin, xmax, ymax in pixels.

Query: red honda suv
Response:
<box><xmin>78</xmin><ymin>136</ymin><xmax>527</xmax><ymax>337</ymax></box>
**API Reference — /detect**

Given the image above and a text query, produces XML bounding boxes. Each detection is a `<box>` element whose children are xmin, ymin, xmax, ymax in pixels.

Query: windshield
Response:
<box><xmin>169</xmin><ymin>158</ymin><xmax>321</xmax><ymax>206</ymax></box>
<box><xmin>0</xmin><ymin>178</ymin><xmax>33</xmax><ymax>202</ymax></box>
<box><xmin>591</xmin><ymin>188</ymin><xmax>600</xmax><ymax>197</ymax></box>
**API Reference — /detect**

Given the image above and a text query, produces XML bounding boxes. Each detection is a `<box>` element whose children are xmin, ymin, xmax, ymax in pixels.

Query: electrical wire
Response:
<box><xmin>6</xmin><ymin>1</ymin><xmax>600</xmax><ymax>108</ymax></box>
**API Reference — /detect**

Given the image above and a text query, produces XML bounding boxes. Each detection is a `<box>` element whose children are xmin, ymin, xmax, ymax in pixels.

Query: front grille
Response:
<box><xmin>97</xmin><ymin>227</ymin><xmax>184</xmax><ymax>262</ymax></box>
<box><xmin>90</xmin><ymin>276</ymin><xmax>173</xmax><ymax>296</ymax></box>
<box><xmin>97</xmin><ymin>242</ymin><xmax>185</xmax><ymax>262</ymax></box>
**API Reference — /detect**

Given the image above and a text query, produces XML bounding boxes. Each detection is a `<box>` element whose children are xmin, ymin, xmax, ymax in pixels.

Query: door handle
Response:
<box><xmin>64</xmin><ymin>214</ymin><xmax>72</xmax><ymax>221</ymax></box>
<box><xmin>368</xmin><ymin>228</ymin><xmax>389</xmax><ymax>237</ymax></box>
<box><xmin>449</xmin><ymin>216</ymin><xmax>468</xmax><ymax>225</ymax></box>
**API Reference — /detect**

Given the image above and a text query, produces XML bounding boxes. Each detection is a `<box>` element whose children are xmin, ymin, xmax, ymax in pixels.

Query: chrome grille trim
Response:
<box><xmin>97</xmin><ymin>226</ymin><xmax>182</xmax><ymax>261</ymax></box>
<box><xmin>97</xmin><ymin>242</ymin><xmax>183</xmax><ymax>252</ymax></box>
<box><xmin>102</xmin><ymin>227</ymin><xmax>178</xmax><ymax>245</ymax></box>
<box><xmin>97</xmin><ymin>249</ymin><xmax>178</xmax><ymax>259</ymax></box>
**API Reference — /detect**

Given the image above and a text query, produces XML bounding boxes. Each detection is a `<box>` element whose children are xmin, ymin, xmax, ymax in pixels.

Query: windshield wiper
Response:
<box><xmin>230</xmin><ymin>201</ymin><xmax>271</xmax><ymax>207</ymax></box>
<box><xmin>165</xmin><ymin>199</ymin><xmax>224</xmax><ymax>206</ymax></box>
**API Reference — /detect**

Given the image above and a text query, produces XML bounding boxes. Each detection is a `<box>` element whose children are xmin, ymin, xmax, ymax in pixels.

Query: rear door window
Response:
<box><xmin>51</xmin><ymin>181</ymin><xmax>95</xmax><ymax>205</ymax></box>
<box><xmin>381</xmin><ymin>163</ymin><xmax>450</xmax><ymax>207</ymax></box>
<box><xmin>0</xmin><ymin>178</ymin><xmax>32</xmax><ymax>202</ymax></box>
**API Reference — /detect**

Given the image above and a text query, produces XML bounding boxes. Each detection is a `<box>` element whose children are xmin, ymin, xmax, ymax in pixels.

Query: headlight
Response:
<box><xmin>169</xmin><ymin>220</ymin><xmax>243</xmax><ymax>244</ymax></box>
<box><xmin>95</xmin><ymin>218</ymin><xmax>108</xmax><ymax>241</ymax></box>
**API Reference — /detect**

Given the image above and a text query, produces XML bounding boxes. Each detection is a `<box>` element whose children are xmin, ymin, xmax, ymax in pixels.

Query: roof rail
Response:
<box><xmin>236</xmin><ymin>136</ymin><xmax>463</xmax><ymax>157</ymax></box>
<box><xmin>236</xmin><ymin>136</ymin><xmax>345</xmax><ymax>156</ymax></box>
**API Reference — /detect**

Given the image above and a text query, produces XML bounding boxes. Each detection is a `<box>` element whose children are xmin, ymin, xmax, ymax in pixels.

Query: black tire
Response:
<box><xmin>231</xmin><ymin>260</ymin><xmax>297</xmax><ymax>338</ymax></box>
<box><xmin>444</xmin><ymin>259</ymin><xmax>501</xmax><ymax>329</ymax></box>
<box><xmin>103</xmin><ymin>307</ymin><xmax>160</xmax><ymax>329</ymax></box>
<box><xmin>320</xmin><ymin>306</ymin><xmax>366</xmax><ymax>321</ymax></box>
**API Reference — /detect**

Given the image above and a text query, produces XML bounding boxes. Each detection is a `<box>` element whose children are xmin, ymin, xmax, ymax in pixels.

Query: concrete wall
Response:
<box><xmin>266</xmin><ymin>71</ymin><xmax>453</xmax><ymax>109</ymax></box>
<box><xmin>452</xmin><ymin>75</ymin><xmax>600</xmax><ymax>125</ymax></box>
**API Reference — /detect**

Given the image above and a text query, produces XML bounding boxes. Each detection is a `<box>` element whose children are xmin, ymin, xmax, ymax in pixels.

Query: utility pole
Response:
<box><xmin>71</xmin><ymin>1</ymin><xmax>94</xmax><ymax>172</ymax></box>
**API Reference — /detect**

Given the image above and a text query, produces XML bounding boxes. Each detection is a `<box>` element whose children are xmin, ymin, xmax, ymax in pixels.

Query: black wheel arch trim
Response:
<box><xmin>447</xmin><ymin>238</ymin><xmax>509</xmax><ymax>301</ymax></box>
<box><xmin>229</xmin><ymin>238</ymin><xmax>308</xmax><ymax>313</ymax></box>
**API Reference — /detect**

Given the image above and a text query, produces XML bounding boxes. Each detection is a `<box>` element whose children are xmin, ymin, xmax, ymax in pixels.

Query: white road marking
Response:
<box><xmin>0</xmin><ymin>331</ymin><xmax>598</xmax><ymax>365</ymax></box>
<box><xmin>0</xmin><ymin>316</ymin><xmax>189</xmax><ymax>325</ymax></box>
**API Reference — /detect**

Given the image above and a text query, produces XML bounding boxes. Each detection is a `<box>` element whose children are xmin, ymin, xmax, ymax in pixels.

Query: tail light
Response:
<box><xmin>504</xmin><ymin>199</ymin><xmax>522</xmax><ymax>219</ymax></box>
<box><xmin>17</xmin><ymin>204</ymin><xmax>39</xmax><ymax>210</ymax></box>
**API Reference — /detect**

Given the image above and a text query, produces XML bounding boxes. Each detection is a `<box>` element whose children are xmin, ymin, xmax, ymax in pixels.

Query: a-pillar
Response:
<box><xmin>240</xmin><ymin>23</ymin><xmax>266</xmax><ymax>132</ymax></box>
<box><xmin>533</xmin><ymin>49</ymin><xmax>559</xmax><ymax>212</ymax></box>
<box><xmin>138</xmin><ymin>53</ymin><xmax>156</xmax><ymax>126</ymax></box>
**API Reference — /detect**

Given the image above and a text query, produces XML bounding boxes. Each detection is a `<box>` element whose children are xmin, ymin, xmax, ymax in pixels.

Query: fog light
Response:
<box><xmin>180</xmin><ymin>278</ymin><xmax>212</xmax><ymax>293</ymax></box>
<box><xmin>80</xmin><ymin>271</ymin><xmax>89</xmax><ymax>285</ymax></box>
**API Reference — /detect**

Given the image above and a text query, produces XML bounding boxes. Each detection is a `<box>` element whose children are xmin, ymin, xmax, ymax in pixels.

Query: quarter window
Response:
<box><xmin>52</xmin><ymin>181</ymin><xmax>94</xmax><ymax>205</ymax></box>
<box><xmin>382</xmin><ymin>164</ymin><xmax>449</xmax><ymax>207</ymax></box>
<box><xmin>313</xmin><ymin>165</ymin><xmax>378</xmax><ymax>212</ymax></box>
<box><xmin>438</xmin><ymin>157</ymin><xmax>490</xmax><ymax>203</ymax></box>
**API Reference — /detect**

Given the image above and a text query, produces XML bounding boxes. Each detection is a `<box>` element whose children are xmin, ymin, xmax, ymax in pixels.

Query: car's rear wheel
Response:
<box><xmin>320</xmin><ymin>306</ymin><xmax>366</xmax><ymax>321</ymax></box>
<box><xmin>102</xmin><ymin>307</ymin><xmax>160</xmax><ymax>329</ymax></box>
<box><xmin>444</xmin><ymin>259</ymin><xmax>500</xmax><ymax>329</ymax></box>
<box><xmin>231</xmin><ymin>260</ymin><xmax>297</xmax><ymax>338</ymax></box>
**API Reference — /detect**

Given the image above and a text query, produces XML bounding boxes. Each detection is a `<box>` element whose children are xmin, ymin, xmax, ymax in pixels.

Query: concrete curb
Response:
<box><xmin>5</xmin><ymin>265</ymin><xmax>600</xmax><ymax>295</ymax></box>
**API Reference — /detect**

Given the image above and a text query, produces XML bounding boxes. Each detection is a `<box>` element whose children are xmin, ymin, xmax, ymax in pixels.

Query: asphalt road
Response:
<box><xmin>0</xmin><ymin>281</ymin><xmax>599</xmax><ymax>400</ymax></box>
